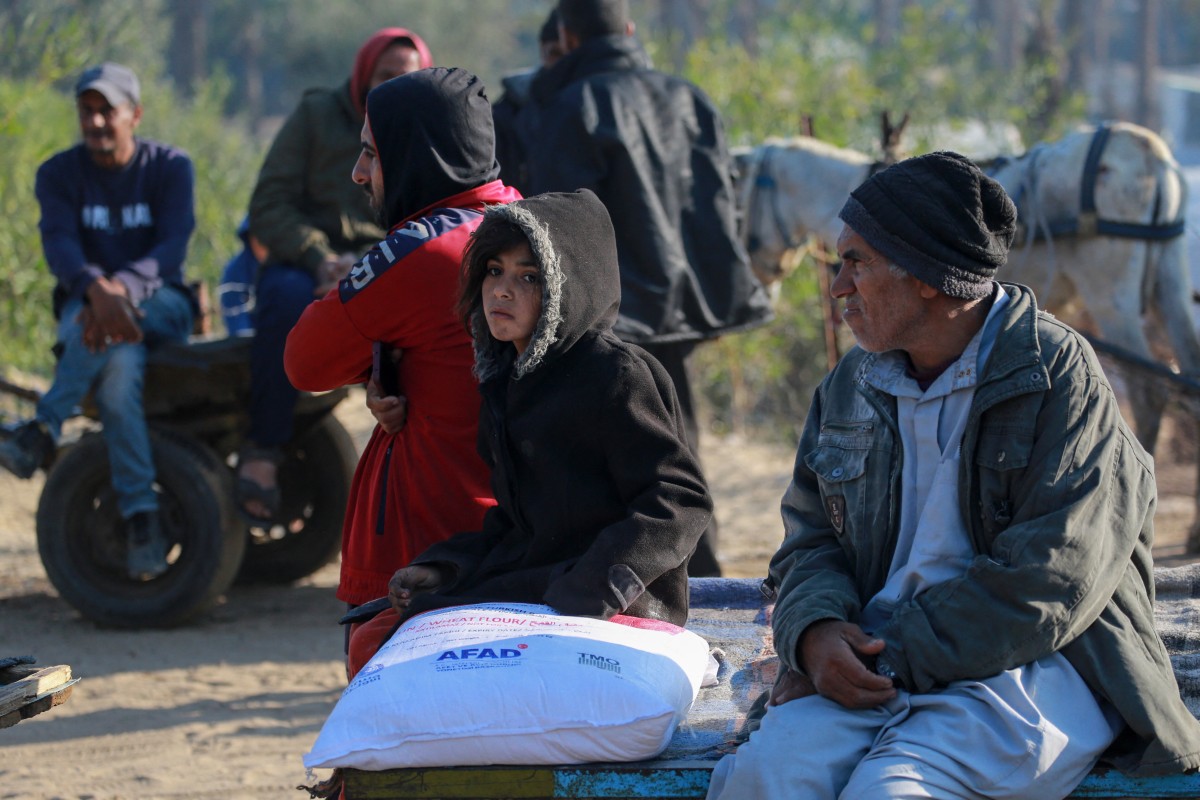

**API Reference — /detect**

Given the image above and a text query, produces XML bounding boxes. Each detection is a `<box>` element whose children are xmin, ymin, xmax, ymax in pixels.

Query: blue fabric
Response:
<box><xmin>248</xmin><ymin>264</ymin><xmax>317</xmax><ymax>447</ymax></box>
<box><xmin>219</xmin><ymin>246</ymin><xmax>259</xmax><ymax>337</ymax></box>
<box><xmin>37</xmin><ymin>288</ymin><xmax>194</xmax><ymax>517</ymax></box>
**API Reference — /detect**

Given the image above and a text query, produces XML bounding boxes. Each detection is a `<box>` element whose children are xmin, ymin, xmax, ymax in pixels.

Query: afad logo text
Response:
<box><xmin>436</xmin><ymin>643</ymin><xmax>528</xmax><ymax>661</ymax></box>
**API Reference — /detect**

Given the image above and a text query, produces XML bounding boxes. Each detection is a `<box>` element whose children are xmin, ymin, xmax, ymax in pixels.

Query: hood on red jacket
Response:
<box><xmin>365</xmin><ymin>67</ymin><xmax>500</xmax><ymax>228</ymax></box>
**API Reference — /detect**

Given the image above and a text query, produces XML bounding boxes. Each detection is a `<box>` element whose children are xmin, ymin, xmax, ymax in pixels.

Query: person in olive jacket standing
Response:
<box><xmin>237</xmin><ymin>27</ymin><xmax>432</xmax><ymax>522</ymax></box>
<box><xmin>524</xmin><ymin>0</ymin><xmax>772</xmax><ymax>576</ymax></box>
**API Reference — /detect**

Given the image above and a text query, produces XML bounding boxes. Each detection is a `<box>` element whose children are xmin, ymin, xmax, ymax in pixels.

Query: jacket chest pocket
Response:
<box><xmin>805</xmin><ymin>424</ymin><xmax>876</xmax><ymax>543</ymax></box>
<box><xmin>974</xmin><ymin>427</ymin><xmax>1034</xmax><ymax>539</ymax></box>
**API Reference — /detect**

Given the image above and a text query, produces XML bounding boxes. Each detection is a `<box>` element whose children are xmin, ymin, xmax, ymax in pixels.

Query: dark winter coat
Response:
<box><xmin>491</xmin><ymin>68</ymin><xmax>537</xmax><ymax>195</ymax></box>
<box><xmin>409</xmin><ymin>189</ymin><xmax>713</xmax><ymax>626</ymax></box>
<box><xmin>525</xmin><ymin>34</ymin><xmax>773</xmax><ymax>344</ymax></box>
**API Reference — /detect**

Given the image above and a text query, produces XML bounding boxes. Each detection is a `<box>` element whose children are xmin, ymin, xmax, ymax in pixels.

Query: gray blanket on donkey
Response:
<box><xmin>669</xmin><ymin>566</ymin><xmax>1200</xmax><ymax>761</ymax></box>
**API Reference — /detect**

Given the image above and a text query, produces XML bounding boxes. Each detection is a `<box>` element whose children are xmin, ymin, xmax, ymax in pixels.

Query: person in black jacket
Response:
<box><xmin>524</xmin><ymin>0</ymin><xmax>773</xmax><ymax>576</ymax></box>
<box><xmin>347</xmin><ymin>189</ymin><xmax>712</xmax><ymax>676</ymax></box>
<box><xmin>491</xmin><ymin>8</ymin><xmax>564</xmax><ymax>195</ymax></box>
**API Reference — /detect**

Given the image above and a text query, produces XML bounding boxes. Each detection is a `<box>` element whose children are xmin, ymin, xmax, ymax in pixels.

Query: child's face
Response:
<box><xmin>483</xmin><ymin>240</ymin><xmax>542</xmax><ymax>355</ymax></box>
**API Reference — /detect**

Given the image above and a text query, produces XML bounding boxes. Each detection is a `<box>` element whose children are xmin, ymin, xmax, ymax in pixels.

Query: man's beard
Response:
<box><xmin>85</xmin><ymin>133</ymin><xmax>115</xmax><ymax>154</ymax></box>
<box><xmin>365</xmin><ymin>187</ymin><xmax>387</xmax><ymax>227</ymax></box>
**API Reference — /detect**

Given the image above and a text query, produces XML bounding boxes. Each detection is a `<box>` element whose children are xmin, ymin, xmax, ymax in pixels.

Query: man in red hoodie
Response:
<box><xmin>285</xmin><ymin>68</ymin><xmax>520</xmax><ymax>627</ymax></box>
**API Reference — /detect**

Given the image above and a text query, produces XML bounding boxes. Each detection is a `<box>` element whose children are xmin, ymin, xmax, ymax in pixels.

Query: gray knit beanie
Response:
<box><xmin>837</xmin><ymin>151</ymin><xmax>1017</xmax><ymax>299</ymax></box>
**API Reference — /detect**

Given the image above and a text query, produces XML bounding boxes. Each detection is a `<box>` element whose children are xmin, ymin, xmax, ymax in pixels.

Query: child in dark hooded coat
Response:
<box><xmin>348</xmin><ymin>189</ymin><xmax>712</xmax><ymax>675</ymax></box>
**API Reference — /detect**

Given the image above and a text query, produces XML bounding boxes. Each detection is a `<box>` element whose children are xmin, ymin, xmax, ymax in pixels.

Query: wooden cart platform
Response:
<box><xmin>341</xmin><ymin>571</ymin><xmax>1200</xmax><ymax>799</ymax></box>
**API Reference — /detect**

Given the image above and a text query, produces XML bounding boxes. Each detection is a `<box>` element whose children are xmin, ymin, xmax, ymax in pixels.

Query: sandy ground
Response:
<box><xmin>1</xmin><ymin>388</ymin><xmax>1198</xmax><ymax>799</ymax></box>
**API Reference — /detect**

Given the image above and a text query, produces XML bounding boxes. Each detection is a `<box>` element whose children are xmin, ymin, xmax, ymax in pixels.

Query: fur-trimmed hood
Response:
<box><xmin>470</xmin><ymin>189</ymin><xmax>620</xmax><ymax>382</ymax></box>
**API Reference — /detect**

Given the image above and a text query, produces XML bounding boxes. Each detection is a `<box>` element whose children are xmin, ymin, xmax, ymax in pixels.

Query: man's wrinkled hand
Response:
<box><xmin>387</xmin><ymin>565</ymin><xmax>446</xmax><ymax>613</ymax></box>
<box><xmin>799</xmin><ymin>619</ymin><xmax>896</xmax><ymax>709</ymax></box>
<box><xmin>768</xmin><ymin>667</ymin><xmax>817</xmax><ymax>706</ymax></box>
<box><xmin>366</xmin><ymin>376</ymin><xmax>408</xmax><ymax>434</ymax></box>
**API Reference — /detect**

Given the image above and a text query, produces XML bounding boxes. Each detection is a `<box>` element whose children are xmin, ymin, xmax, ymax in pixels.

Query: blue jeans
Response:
<box><xmin>249</xmin><ymin>264</ymin><xmax>317</xmax><ymax>449</ymax></box>
<box><xmin>37</xmin><ymin>286</ymin><xmax>194</xmax><ymax>518</ymax></box>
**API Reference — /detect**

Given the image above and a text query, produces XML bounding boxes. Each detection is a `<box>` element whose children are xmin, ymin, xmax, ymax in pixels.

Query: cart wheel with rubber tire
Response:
<box><xmin>35</xmin><ymin>429</ymin><xmax>244</xmax><ymax>627</ymax></box>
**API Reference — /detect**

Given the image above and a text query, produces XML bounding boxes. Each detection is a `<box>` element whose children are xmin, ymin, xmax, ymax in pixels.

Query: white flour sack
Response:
<box><xmin>304</xmin><ymin>603</ymin><xmax>711</xmax><ymax>770</ymax></box>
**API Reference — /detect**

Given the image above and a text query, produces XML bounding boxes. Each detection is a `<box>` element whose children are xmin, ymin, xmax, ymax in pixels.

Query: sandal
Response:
<box><xmin>235</xmin><ymin>447</ymin><xmax>284</xmax><ymax>524</ymax></box>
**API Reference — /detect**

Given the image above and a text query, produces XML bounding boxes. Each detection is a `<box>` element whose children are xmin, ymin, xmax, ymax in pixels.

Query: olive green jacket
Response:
<box><xmin>768</xmin><ymin>283</ymin><xmax>1200</xmax><ymax>776</ymax></box>
<box><xmin>248</xmin><ymin>81</ymin><xmax>384</xmax><ymax>276</ymax></box>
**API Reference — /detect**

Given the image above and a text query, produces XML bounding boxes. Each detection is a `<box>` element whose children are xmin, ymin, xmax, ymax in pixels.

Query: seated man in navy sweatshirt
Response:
<box><xmin>0</xmin><ymin>62</ymin><xmax>196</xmax><ymax>581</ymax></box>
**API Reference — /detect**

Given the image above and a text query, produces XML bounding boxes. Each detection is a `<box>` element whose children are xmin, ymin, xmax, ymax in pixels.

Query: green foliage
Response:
<box><xmin>695</xmin><ymin>264</ymin><xmax>834</xmax><ymax>444</ymax></box>
<box><xmin>0</xmin><ymin>0</ymin><xmax>169</xmax><ymax>85</ymax></box>
<box><xmin>136</xmin><ymin>72</ymin><xmax>265</xmax><ymax>308</ymax></box>
<box><xmin>659</xmin><ymin>13</ymin><xmax>881</xmax><ymax>151</ymax></box>
<box><xmin>0</xmin><ymin>77</ymin><xmax>76</xmax><ymax>374</ymax></box>
<box><xmin>206</xmin><ymin>0</ymin><xmax>552</xmax><ymax>117</ymax></box>
<box><xmin>654</xmin><ymin>1</ymin><xmax>1088</xmax><ymax>439</ymax></box>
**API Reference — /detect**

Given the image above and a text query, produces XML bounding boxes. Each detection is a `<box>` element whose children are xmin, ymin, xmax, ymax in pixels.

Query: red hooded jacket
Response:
<box><xmin>285</xmin><ymin>181</ymin><xmax>519</xmax><ymax>604</ymax></box>
<box><xmin>287</xmin><ymin>68</ymin><xmax>519</xmax><ymax>605</ymax></box>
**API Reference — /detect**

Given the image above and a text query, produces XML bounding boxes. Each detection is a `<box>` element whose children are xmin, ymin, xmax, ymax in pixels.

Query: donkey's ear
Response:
<box><xmin>880</xmin><ymin>110</ymin><xmax>911</xmax><ymax>166</ymax></box>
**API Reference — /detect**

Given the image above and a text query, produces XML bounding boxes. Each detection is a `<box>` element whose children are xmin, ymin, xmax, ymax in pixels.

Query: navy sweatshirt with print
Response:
<box><xmin>35</xmin><ymin>138</ymin><xmax>195</xmax><ymax>308</ymax></box>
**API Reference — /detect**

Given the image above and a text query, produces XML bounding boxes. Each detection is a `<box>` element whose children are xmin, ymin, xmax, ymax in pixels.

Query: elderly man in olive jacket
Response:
<box><xmin>707</xmin><ymin>152</ymin><xmax>1200</xmax><ymax>799</ymax></box>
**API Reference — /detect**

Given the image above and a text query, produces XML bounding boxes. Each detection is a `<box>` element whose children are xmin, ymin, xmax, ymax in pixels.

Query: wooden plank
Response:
<box><xmin>0</xmin><ymin>678</ymin><xmax>77</xmax><ymax>730</ymax></box>
<box><xmin>0</xmin><ymin>665</ymin><xmax>72</xmax><ymax>717</ymax></box>
<box><xmin>343</xmin><ymin>762</ymin><xmax>715</xmax><ymax>800</ymax></box>
<box><xmin>344</xmin><ymin>762</ymin><xmax>1200</xmax><ymax>800</ymax></box>
<box><xmin>346</xmin><ymin>766</ymin><xmax>556</xmax><ymax>798</ymax></box>
<box><xmin>0</xmin><ymin>663</ymin><xmax>69</xmax><ymax>686</ymax></box>
<box><xmin>1072</xmin><ymin>768</ymin><xmax>1200</xmax><ymax>797</ymax></box>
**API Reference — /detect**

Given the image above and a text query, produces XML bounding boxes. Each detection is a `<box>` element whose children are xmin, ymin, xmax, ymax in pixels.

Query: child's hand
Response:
<box><xmin>388</xmin><ymin>565</ymin><xmax>445</xmax><ymax>612</ymax></box>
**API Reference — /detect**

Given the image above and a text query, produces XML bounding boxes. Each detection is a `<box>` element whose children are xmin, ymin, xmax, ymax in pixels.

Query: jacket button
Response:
<box><xmin>1030</xmin><ymin>372</ymin><xmax>1042</xmax><ymax>382</ymax></box>
<box><xmin>997</xmin><ymin>450</ymin><xmax>1006</xmax><ymax>463</ymax></box>
<box><xmin>831</xmin><ymin>467</ymin><xmax>844</xmax><ymax>478</ymax></box>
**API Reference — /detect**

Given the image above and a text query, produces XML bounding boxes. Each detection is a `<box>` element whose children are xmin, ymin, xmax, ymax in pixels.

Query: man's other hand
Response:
<box><xmin>799</xmin><ymin>619</ymin><xmax>897</xmax><ymax>709</ymax></box>
<box><xmin>314</xmin><ymin>252</ymin><xmax>358</xmax><ymax>296</ymax></box>
<box><xmin>768</xmin><ymin>667</ymin><xmax>817</xmax><ymax>706</ymax></box>
<box><xmin>366</xmin><ymin>377</ymin><xmax>408</xmax><ymax>434</ymax></box>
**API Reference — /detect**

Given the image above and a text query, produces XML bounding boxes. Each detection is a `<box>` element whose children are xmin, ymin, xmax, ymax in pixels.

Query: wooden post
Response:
<box><xmin>816</xmin><ymin>257</ymin><xmax>841</xmax><ymax>371</ymax></box>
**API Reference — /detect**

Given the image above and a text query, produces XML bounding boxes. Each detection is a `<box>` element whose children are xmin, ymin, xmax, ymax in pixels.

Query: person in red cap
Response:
<box><xmin>236</xmin><ymin>28</ymin><xmax>433</xmax><ymax>524</ymax></box>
